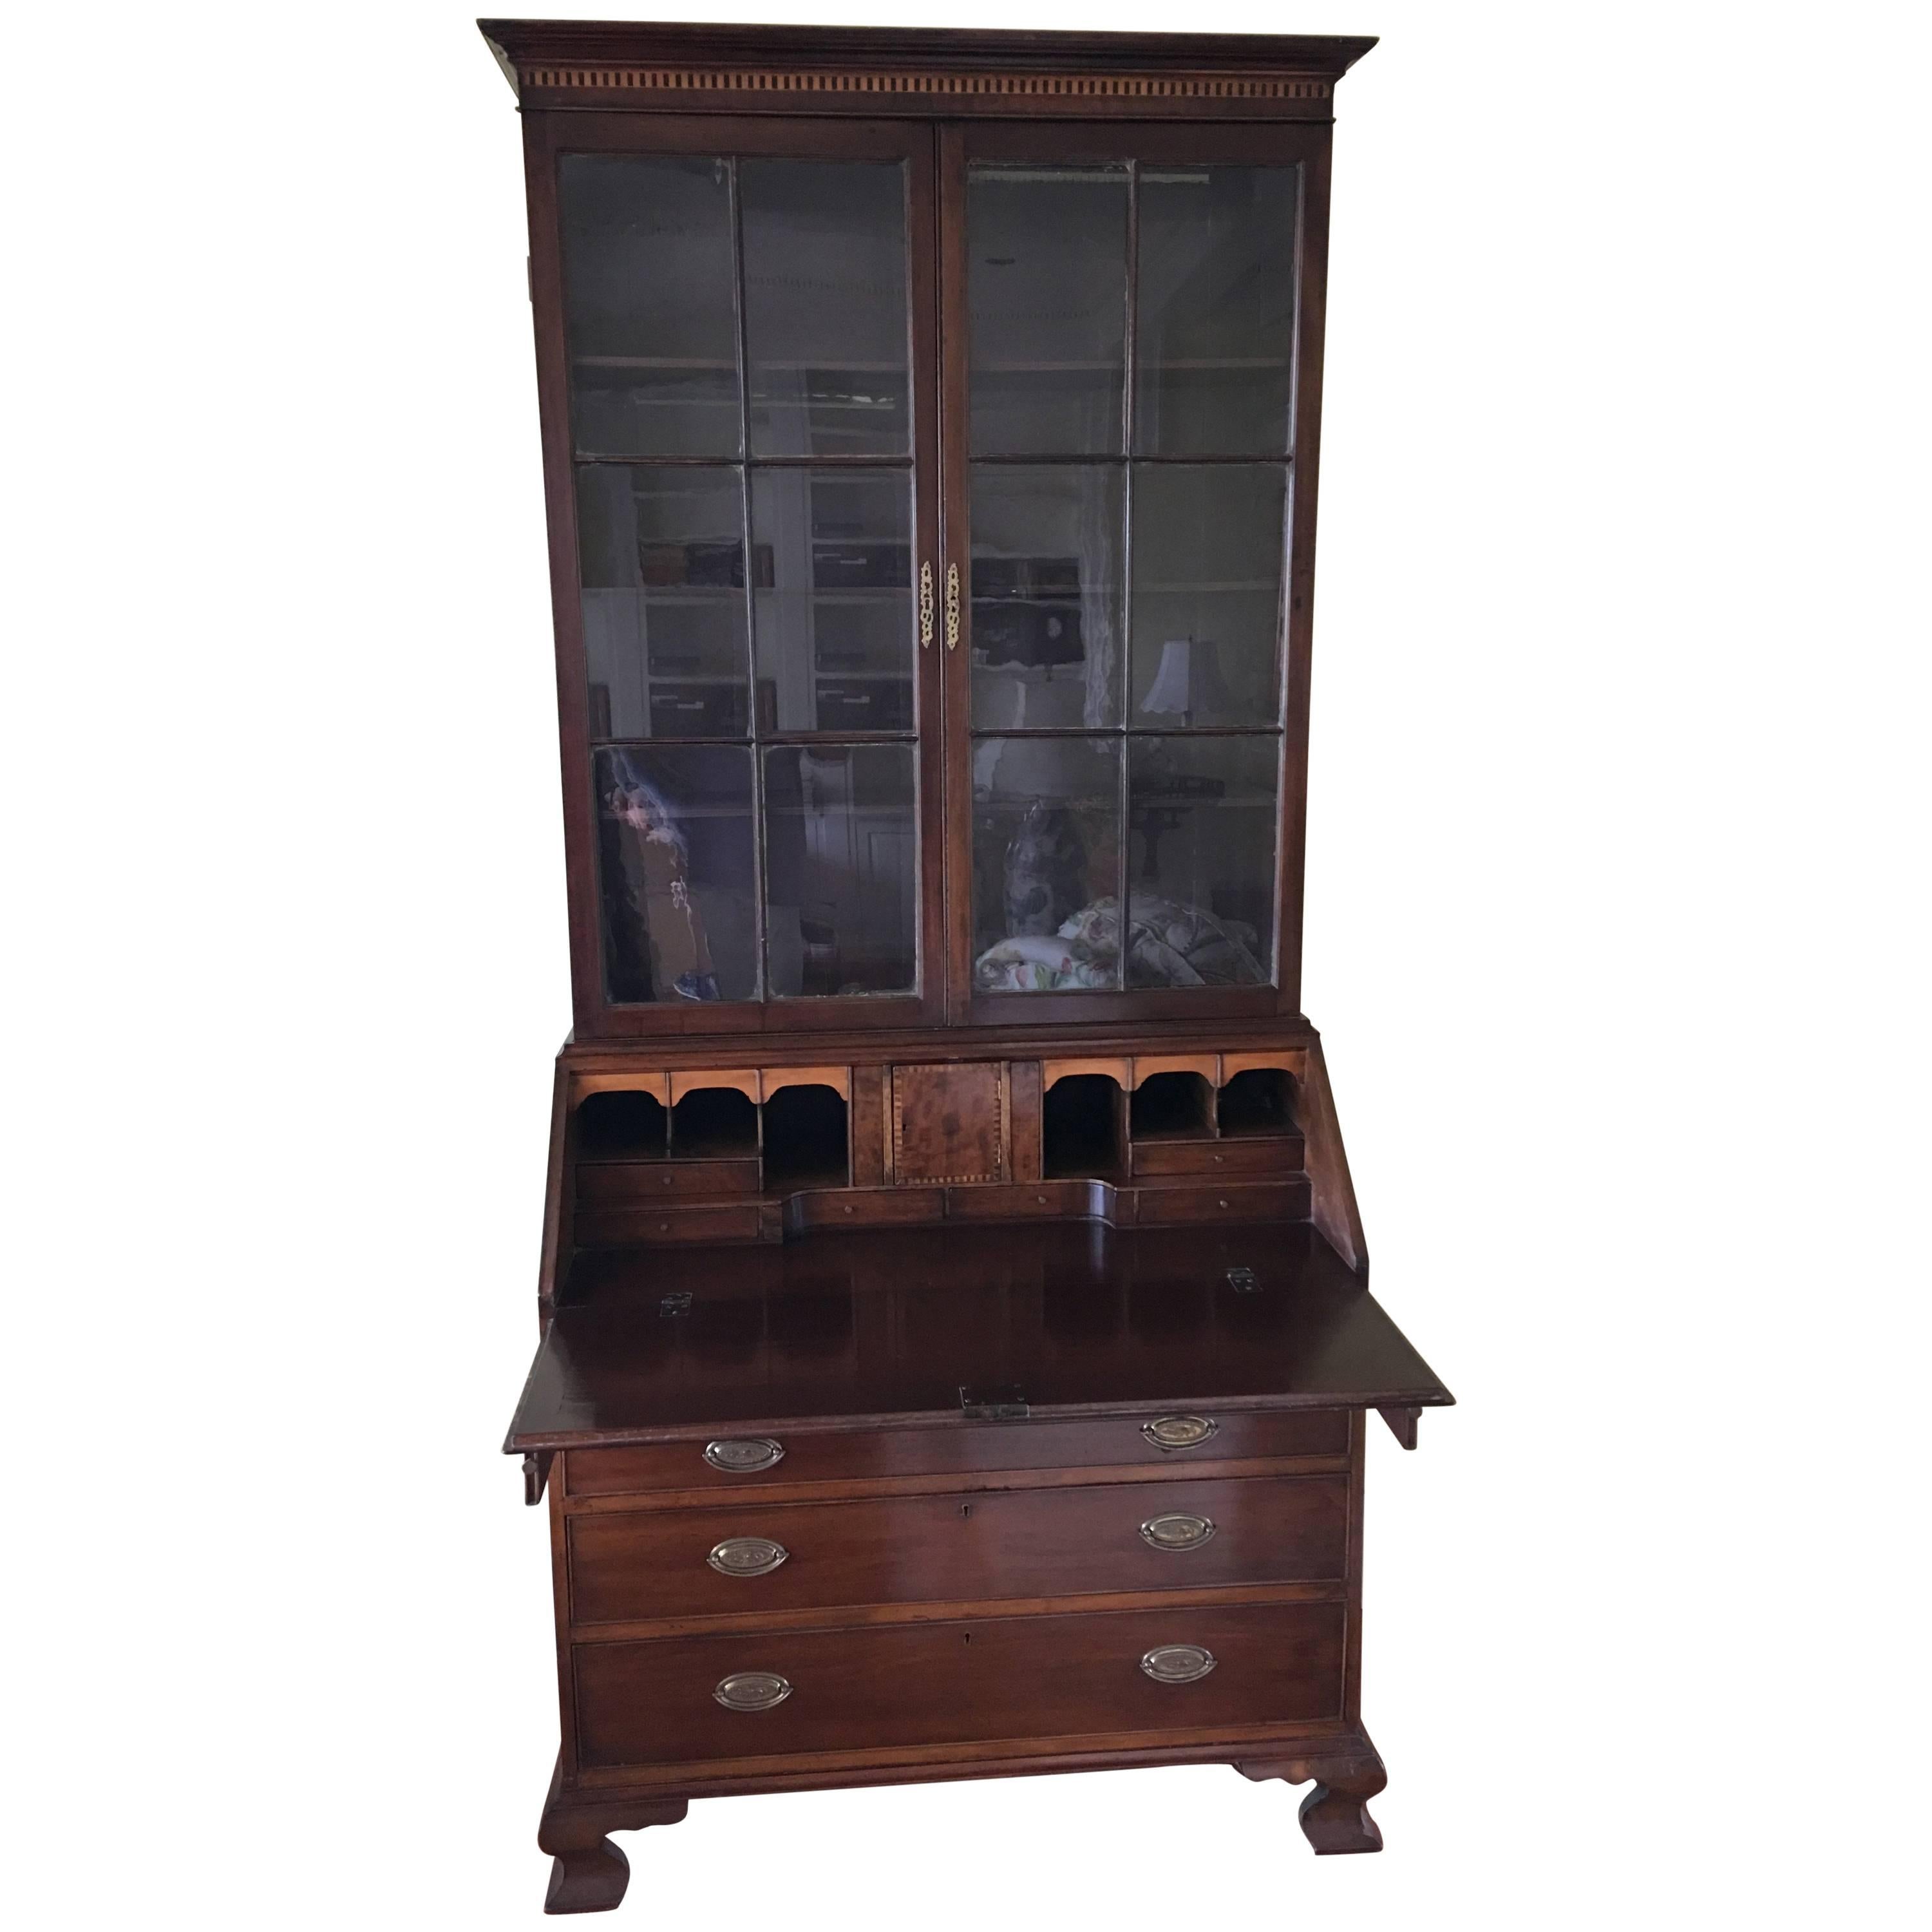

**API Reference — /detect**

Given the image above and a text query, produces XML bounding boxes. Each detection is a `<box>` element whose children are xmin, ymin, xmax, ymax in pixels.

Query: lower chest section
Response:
<box><xmin>553</xmin><ymin>1410</ymin><xmax>1360</xmax><ymax>1779</ymax></box>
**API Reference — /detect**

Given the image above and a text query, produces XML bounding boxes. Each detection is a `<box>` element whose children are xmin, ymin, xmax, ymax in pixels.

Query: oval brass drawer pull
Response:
<box><xmin>714</xmin><ymin>1671</ymin><xmax>792</xmax><ymax>1712</ymax></box>
<box><xmin>708</xmin><ymin>1536</ymin><xmax>790</xmax><ymax>1578</ymax></box>
<box><xmin>1140</xmin><ymin>1511</ymin><xmax>1216</xmax><ymax>1551</ymax></box>
<box><xmin>1142</xmin><ymin>1415</ymin><xmax>1219</xmax><ymax>1452</ymax></box>
<box><xmin>704</xmin><ymin>1437</ymin><xmax>786</xmax><ymax>1473</ymax></box>
<box><xmin>1140</xmin><ymin>1643</ymin><xmax>1217</xmax><ymax>1685</ymax></box>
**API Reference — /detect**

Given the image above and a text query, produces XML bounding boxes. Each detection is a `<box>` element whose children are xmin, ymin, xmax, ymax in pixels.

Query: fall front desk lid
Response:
<box><xmin>506</xmin><ymin>1220</ymin><xmax>1452</xmax><ymax>1450</ymax></box>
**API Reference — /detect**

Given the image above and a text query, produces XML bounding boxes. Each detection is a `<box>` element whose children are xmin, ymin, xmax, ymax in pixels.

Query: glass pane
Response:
<box><xmin>969</xmin><ymin>466</ymin><xmax>1124</xmax><ymax>732</ymax></box>
<box><xmin>741</xmin><ymin>160</ymin><xmax>911</xmax><ymax>458</ymax></box>
<box><xmin>750</xmin><ymin>469</ymin><xmax>913</xmax><ymax>734</ymax></box>
<box><xmin>763</xmin><ymin>746</ymin><xmax>917</xmax><ymax>997</ymax></box>
<box><xmin>1129</xmin><ymin>464</ymin><xmax>1287</xmax><ymax>729</ymax></box>
<box><xmin>1126</xmin><ymin>736</ymin><xmax>1277</xmax><ymax>988</ymax></box>
<box><xmin>1135</xmin><ymin>166</ymin><xmax>1297</xmax><ymax>457</ymax></box>
<box><xmin>595</xmin><ymin>745</ymin><xmax>758</xmax><ymax>1003</ymax></box>
<box><xmin>578</xmin><ymin>466</ymin><xmax>749</xmax><ymax>741</ymax></box>
<box><xmin>968</xmin><ymin>165</ymin><xmax>1128</xmax><ymax>456</ymax></box>
<box><xmin>971</xmin><ymin>736</ymin><xmax>1122</xmax><ymax>992</ymax></box>
<box><xmin>559</xmin><ymin>156</ymin><xmax>741</xmax><ymax>459</ymax></box>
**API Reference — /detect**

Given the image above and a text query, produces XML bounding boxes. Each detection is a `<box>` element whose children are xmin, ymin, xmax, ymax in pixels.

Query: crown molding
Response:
<box><xmin>478</xmin><ymin>20</ymin><xmax>1377</xmax><ymax>118</ymax></box>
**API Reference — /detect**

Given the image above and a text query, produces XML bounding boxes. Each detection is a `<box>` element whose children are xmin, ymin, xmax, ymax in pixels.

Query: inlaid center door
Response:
<box><xmin>538</xmin><ymin>117</ymin><xmax>943</xmax><ymax>1029</ymax></box>
<box><xmin>938</xmin><ymin>122</ymin><xmax>1325</xmax><ymax>1023</ymax></box>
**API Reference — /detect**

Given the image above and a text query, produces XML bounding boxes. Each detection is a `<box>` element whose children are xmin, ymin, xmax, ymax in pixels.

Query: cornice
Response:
<box><xmin>478</xmin><ymin>20</ymin><xmax>1377</xmax><ymax>115</ymax></box>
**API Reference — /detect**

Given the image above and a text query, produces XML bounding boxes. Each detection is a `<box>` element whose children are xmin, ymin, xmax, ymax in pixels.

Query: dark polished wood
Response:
<box><xmin>507</xmin><ymin>1221</ymin><xmax>1450</xmax><ymax>1450</ymax></box>
<box><xmin>568</xmin><ymin>1472</ymin><xmax>1349</xmax><ymax>1625</ymax></box>
<box><xmin>483</xmin><ymin>21</ymin><xmax>1441</xmax><ymax>1907</ymax></box>
<box><xmin>564</xmin><ymin>1407</ymin><xmax>1349</xmax><ymax>1500</ymax></box>
<box><xmin>1236</xmin><ymin>1731</ymin><xmax>1388</xmax><ymax>1854</ymax></box>
<box><xmin>575</xmin><ymin>1600</ymin><xmax>1344</xmax><ymax>1768</ymax></box>
<box><xmin>539</xmin><ymin>1756</ymin><xmax>688</xmax><ymax>1915</ymax></box>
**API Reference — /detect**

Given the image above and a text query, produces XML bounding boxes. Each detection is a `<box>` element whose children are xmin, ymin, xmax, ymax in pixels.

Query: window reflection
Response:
<box><xmin>595</xmin><ymin>746</ymin><xmax>759</xmax><ymax>1004</ymax></box>
<box><xmin>764</xmin><ymin>746</ymin><xmax>917</xmax><ymax>997</ymax></box>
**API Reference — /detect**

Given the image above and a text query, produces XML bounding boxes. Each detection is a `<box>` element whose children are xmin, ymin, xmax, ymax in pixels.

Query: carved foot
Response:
<box><xmin>1235</xmin><ymin>1731</ymin><xmax>1388</xmax><ymax>1855</ymax></box>
<box><xmin>539</xmin><ymin>1756</ymin><xmax>688</xmax><ymax>1913</ymax></box>
<box><xmin>545</xmin><ymin>1839</ymin><xmax>630</xmax><ymax>1915</ymax></box>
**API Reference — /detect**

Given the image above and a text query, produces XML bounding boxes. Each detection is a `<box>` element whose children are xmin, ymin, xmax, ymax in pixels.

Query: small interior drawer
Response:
<box><xmin>1130</xmin><ymin>1138</ymin><xmax>1303</xmax><ymax>1179</ymax></box>
<box><xmin>576</xmin><ymin>1159</ymin><xmax>762</xmax><ymax>1205</ymax></box>
<box><xmin>790</xmin><ymin>1188</ymin><xmax>945</xmax><ymax>1231</ymax></box>
<box><xmin>1133</xmin><ymin>1180</ymin><xmax>1309</xmax><ymax>1226</ymax></box>
<box><xmin>574</xmin><ymin>1203</ymin><xmax>767</xmax><ymax>1247</ymax></box>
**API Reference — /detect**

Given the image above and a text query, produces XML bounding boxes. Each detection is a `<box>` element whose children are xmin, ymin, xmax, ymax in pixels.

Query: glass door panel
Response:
<box><xmin>1134</xmin><ymin>166</ymin><xmax>1298</xmax><ymax>458</ymax></box>
<box><xmin>741</xmin><ymin>160</ymin><xmax>912</xmax><ymax>458</ymax></box>
<box><xmin>958</xmin><ymin>147</ymin><xmax>1300</xmax><ymax>999</ymax></box>
<box><xmin>967</xmin><ymin>164</ymin><xmax>1128</xmax><ymax>457</ymax></box>
<box><xmin>764</xmin><ymin>745</ymin><xmax>918</xmax><ymax>996</ymax></box>
<box><xmin>751</xmin><ymin>467</ymin><xmax>914</xmax><ymax>734</ymax></box>
<box><xmin>578</xmin><ymin>464</ymin><xmax>752</xmax><ymax>742</ymax></box>
<box><xmin>1129</xmin><ymin>462</ymin><xmax>1287</xmax><ymax>728</ymax></box>
<box><xmin>560</xmin><ymin>147</ymin><xmax>929</xmax><ymax>1012</ymax></box>
<box><xmin>560</xmin><ymin>156</ymin><xmax>741</xmax><ymax>459</ymax></box>
<box><xmin>1125</xmin><ymin>737</ymin><xmax>1277</xmax><ymax>989</ymax></box>
<box><xmin>969</xmin><ymin>464</ymin><xmax>1124</xmax><ymax>732</ymax></box>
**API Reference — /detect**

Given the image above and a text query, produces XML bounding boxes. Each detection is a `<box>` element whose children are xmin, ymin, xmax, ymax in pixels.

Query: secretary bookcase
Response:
<box><xmin>481</xmin><ymin>19</ymin><xmax>1450</xmax><ymax>1913</ymax></box>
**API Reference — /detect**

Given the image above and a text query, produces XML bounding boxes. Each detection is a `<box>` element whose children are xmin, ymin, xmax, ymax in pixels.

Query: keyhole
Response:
<box><xmin>960</xmin><ymin>1502</ymin><xmax>972</xmax><ymax>1519</ymax></box>
<box><xmin>963</xmin><ymin>1631</ymin><xmax>972</xmax><ymax>1646</ymax></box>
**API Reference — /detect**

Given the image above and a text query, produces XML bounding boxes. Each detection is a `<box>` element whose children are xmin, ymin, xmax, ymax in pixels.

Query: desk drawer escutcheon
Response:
<box><xmin>704</xmin><ymin>1438</ymin><xmax>786</xmax><ymax>1474</ymax></box>
<box><xmin>1140</xmin><ymin>1643</ymin><xmax>1218</xmax><ymax>1685</ymax></box>
<box><xmin>1142</xmin><ymin>1415</ymin><xmax>1220</xmax><ymax>1452</ymax></box>
<box><xmin>707</xmin><ymin>1537</ymin><xmax>790</xmax><ymax>1578</ymax></box>
<box><xmin>714</xmin><ymin>1671</ymin><xmax>793</xmax><ymax>1712</ymax></box>
<box><xmin>1139</xmin><ymin>1511</ymin><xmax>1217</xmax><ymax>1551</ymax></box>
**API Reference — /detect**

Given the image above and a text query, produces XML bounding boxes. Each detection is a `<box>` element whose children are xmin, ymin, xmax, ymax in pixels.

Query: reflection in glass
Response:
<box><xmin>1130</xmin><ymin>464</ymin><xmax>1287</xmax><ymax>728</ymax></box>
<box><xmin>578</xmin><ymin>466</ymin><xmax>750</xmax><ymax>741</ymax></box>
<box><xmin>751</xmin><ymin>469</ymin><xmax>913</xmax><ymax>734</ymax></box>
<box><xmin>1135</xmin><ymin>166</ymin><xmax>1298</xmax><ymax>458</ymax></box>
<box><xmin>969</xmin><ymin>466</ymin><xmax>1124</xmax><ymax>732</ymax></box>
<box><xmin>968</xmin><ymin>164</ymin><xmax>1128</xmax><ymax>457</ymax></box>
<box><xmin>595</xmin><ymin>745</ymin><xmax>758</xmax><ymax>1004</ymax></box>
<box><xmin>741</xmin><ymin>160</ymin><xmax>911</xmax><ymax>458</ymax></box>
<box><xmin>1126</xmin><ymin>736</ymin><xmax>1277</xmax><ymax>988</ymax></box>
<box><xmin>559</xmin><ymin>156</ymin><xmax>741</xmax><ymax>459</ymax></box>
<box><xmin>971</xmin><ymin>737</ymin><xmax>1122</xmax><ymax>992</ymax></box>
<box><xmin>763</xmin><ymin>746</ymin><xmax>917</xmax><ymax>997</ymax></box>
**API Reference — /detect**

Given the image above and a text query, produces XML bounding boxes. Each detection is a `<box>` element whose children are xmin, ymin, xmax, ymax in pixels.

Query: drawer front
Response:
<box><xmin>1130</xmin><ymin>1138</ymin><xmax>1303</xmax><ymax>1179</ymax></box>
<box><xmin>1133</xmin><ymin>1180</ymin><xmax>1309</xmax><ymax>1226</ymax></box>
<box><xmin>567</xmin><ymin>1409</ymin><xmax>1349</xmax><ymax>1499</ymax></box>
<box><xmin>574</xmin><ymin>1203</ymin><xmax>766</xmax><ymax>1247</ymax></box>
<box><xmin>789</xmin><ymin>1187</ymin><xmax>945</xmax><ymax>1229</ymax></box>
<box><xmin>574</xmin><ymin>1600</ymin><xmax>1345</xmax><ymax>1767</ymax></box>
<box><xmin>576</xmin><ymin>1160</ymin><xmax>762</xmax><ymax>1206</ymax></box>
<box><xmin>945</xmin><ymin>1181</ymin><xmax>1097</xmax><ymax>1222</ymax></box>
<box><xmin>569</xmin><ymin>1473</ymin><xmax>1349</xmax><ymax>1625</ymax></box>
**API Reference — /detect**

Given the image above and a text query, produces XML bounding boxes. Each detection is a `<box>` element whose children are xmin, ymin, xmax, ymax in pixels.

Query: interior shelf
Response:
<box><xmin>1042</xmin><ymin>1073</ymin><xmax>1125</xmax><ymax>1179</ymax></box>
<box><xmin>1130</xmin><ymin>1070</ymin><xmax>1215</xmax><ymax>1141</ymax></box>
<box><xmin>575</xmin><ymin>1090</ymin><xmax>667</xmax><ymax>1162</ymax></box>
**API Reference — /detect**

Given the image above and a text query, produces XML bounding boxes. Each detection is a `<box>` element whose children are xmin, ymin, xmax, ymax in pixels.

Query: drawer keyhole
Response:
<box><xmin>960</xmin><ymin>1502</ymin><xmax>972</xmax><ymax>1519</ymax></box>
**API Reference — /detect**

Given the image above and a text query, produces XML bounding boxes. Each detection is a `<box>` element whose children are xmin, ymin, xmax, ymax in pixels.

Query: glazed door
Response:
<box><xmin>527</xmin><ymin>115</ymin><xmax>943</xmax><ymax>1034</ymax></box>
<box><xmin>938</xmin><ymin>123</ymin><xmax>1329</xmax><ymax>1025</ymax></box>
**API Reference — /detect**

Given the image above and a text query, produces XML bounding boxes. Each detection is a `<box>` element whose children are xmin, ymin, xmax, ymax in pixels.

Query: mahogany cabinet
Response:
<box><xmin>481</xmin><ymin>19</ymin><xmax>1450</xmax><ymax>1914</ymax></box>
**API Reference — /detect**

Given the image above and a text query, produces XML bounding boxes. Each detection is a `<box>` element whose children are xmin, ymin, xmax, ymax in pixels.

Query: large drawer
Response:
<box><xmin>574</xmin><ymin>1600</ymin><xmax>1345</xmax><ymax>1768</ymax></box>
<box><xmin>567</xmin><ymin>1408</ymin><xmax>1350</xmax><ymax>1501</ymax></box>
<box><xmin>569</xmin><ymin>1472</ymin><xmax>1349</xmax><ymax>1625</ymax></box>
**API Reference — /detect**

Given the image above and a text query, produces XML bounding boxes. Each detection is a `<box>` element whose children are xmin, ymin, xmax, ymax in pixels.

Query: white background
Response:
<box><xmin>5</xmin><ymin>1</ymin><xmax>1927</xmax><ymax>1924</ymax></box>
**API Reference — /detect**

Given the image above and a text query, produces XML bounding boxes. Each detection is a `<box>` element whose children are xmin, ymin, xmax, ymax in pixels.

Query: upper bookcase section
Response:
<box><xmin>478</xmin><ymin>21</ymin><xmax>1378</xmax><ymax>120</ymax></box>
